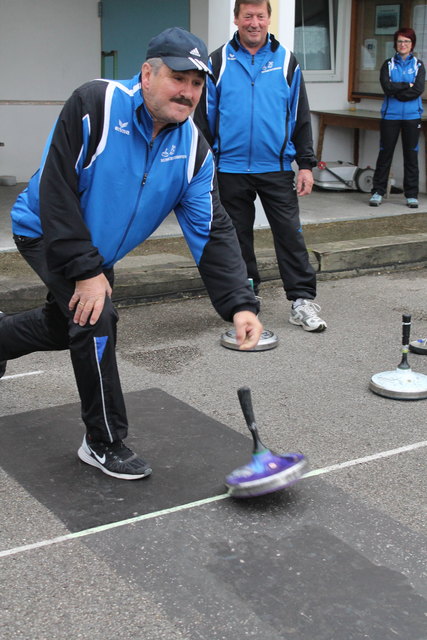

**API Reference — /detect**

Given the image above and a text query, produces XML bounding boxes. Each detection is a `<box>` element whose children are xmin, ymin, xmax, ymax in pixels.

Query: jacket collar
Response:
<box><xmin>393</xmin><ymin>51</ymin><xmax>415</xmax><ymax>63</ymax></box>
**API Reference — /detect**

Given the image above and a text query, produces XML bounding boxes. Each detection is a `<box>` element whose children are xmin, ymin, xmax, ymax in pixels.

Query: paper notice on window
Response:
<box><xmin>362</xmin><ymin>38</ymin><xmax>377</xmax><ymax>70</ymax></box>
<box><xmin>413</xmin><ymin>5</ymin><xmax>427</xmax><ymax>61</ymax></box>
<box><xmin>385</xmin><ymin>41</ymin><xmax>395</xmax><ymax>59</ymax></box>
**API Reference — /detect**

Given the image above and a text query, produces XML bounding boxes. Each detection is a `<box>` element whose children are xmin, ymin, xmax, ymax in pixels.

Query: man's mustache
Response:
<box><xmin>170</xmin><ymin>96</ymin><xmax>193</xmax><ymax>108</ymax></box>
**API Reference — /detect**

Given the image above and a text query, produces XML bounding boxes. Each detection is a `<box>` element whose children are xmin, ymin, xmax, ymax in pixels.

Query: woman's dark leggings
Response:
<box><xmin>372</xmin><ymin>118</ymin><xmax>421</xmax><ymax>198</ymax></box>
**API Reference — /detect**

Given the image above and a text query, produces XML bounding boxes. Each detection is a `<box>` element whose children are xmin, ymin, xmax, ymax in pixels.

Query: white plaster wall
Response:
<box><xmin>208</xmin><ymin>0</ymin><xmax>235</xmax><ymax>51</ymax></box>
<box><xmin>278</xmin><ymin>0</ymin><xmax>295</xmax><ymax>49</ymax></box>
<box><xmin>0</xmin><ymin>106</ymin><xmax>62</xmax><ymax>181</ymax></box>
<box><xmin>0</xmin><ymin>0</ymin><xmax>101</xmax><ymax>181</ymax></box>
<box><xmin>305</xmin><ymin>0</ymin><xmax>356</xmax><ymax>166</ymax></box>
<box><xmin>190</xmin><ymin>0</ymin><xmax>234</xmax><ymax>54</ymax></box>
<box><xmin>189</xmin><ymin>0</ymin><xmax>209</xmax><ymax>47</ymax></box>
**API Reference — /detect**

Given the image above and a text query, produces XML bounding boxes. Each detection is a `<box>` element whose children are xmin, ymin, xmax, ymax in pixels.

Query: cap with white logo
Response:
<box><xmin>146</xmin><ymin>27</ymin><xmax>214</xmax><ymax>80</ymax></box>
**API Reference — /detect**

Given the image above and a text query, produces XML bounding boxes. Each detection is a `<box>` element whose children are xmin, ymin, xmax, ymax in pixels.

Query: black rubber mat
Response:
<box><xmin>86</xmin><ymin>480</ymin><xmax>427</xmax><ymax>640</ymax></box>
<box><xmin>0</xmin><ymin>388</ymin><xmax>253</xmax><ymax>531</ymax></box>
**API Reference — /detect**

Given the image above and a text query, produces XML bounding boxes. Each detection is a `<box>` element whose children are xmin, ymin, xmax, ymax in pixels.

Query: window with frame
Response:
<box><xmin>294</xmin><ymin>0</ymin><xmax>341</xmax><ymax>80</ymax></box>
<box><xmin>349</xmin><ymin>0</ymin><xmax>427</xmax><ymax>101</ymax></box>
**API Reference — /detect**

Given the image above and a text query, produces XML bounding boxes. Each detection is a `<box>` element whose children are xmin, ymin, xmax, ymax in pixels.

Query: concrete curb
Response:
<box><xmin>1</xmin><ymin>213</ymin><xmax>427</xmax><ymax>312</ymax></box>
<box><xmin>1</xmin><ymin>246</ymin><xmax>426</xmax><ymax>313</ymax></box>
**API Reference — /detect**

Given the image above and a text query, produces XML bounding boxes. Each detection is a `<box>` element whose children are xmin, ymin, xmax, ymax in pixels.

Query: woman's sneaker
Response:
<box><xmin>406</xmin><ymin>198</ymin><xmax>418</xmax><ymax>209</ymax></box>
<box><xmin>369</xmin><ymin>193</ymin><xmax>382</xmax><ymax>206</ymax></box>
<box><xmin>78</xmin><ymin>435</ymin><xmax>152</xmax><ymax>480</ymax></box>
<box><xmin>289</xmin><ymin>300</ymin><xmax>327</xmax><ymax>332</ymax></box>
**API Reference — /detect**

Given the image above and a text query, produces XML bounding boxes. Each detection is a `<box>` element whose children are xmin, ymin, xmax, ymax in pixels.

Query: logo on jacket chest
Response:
<box><xmin>160</xmin><ymin>145</ymin><xmax>186</xmax><ymax>163</ymax></box>
<box><xmin>161</xmin><ymin>145</ymin><xmax>176</xmax><ymax>158</ymax></box>
<box><xmin>262</xmin><ymin>60</ymin><xmax>281</xmax><ymax>74</ymax></box>
<box><xmin>114</xmin><ymin>119</ymin><xmax>130</xmax><ymax>135</ymax></box>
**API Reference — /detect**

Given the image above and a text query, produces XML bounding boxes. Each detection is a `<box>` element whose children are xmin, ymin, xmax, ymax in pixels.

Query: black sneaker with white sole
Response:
<box><xmin>78</xmin><ymin>435</ymin><xmax>152</xmax><ymax>480</ymax></box>
<box><xmin>0</xmin><ymin>311</ymin><xmax>6</xmax><ymax>378</ymax></box>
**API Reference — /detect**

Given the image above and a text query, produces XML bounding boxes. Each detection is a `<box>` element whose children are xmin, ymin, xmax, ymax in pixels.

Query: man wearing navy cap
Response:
<box><xmin>0</xmin><ymin>28</ymin><xmax>262</xmax><ymax>480</ymax></box>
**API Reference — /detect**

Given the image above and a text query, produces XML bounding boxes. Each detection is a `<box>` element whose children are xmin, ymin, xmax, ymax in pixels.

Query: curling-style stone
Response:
<box><xmin>370</xmin><ymin>313</ymin><xmax>427</xmax><ymax>400</ymax></box>
<box><xmin>220</xmin><ymin>328</ymin><xmax>278</xmax><ymax>351</ymax></box>
<box><xmin>409</xmin><ymin>338</ymin><xmax>427</xmax><ymax>355</ymax></box>
<box><xmin>369</xmin><ymin>368</ymin><xmax>427</xmax><ymax>400</ymax></box>
<box><xmin>225</xmin><ymin>450</ymin><xmax>307</xmax><ymax>497</ymax></box>
<box><xmin>225</xmin><ymin>387</ymin><xmax>307</xmax><ymax>498</ymax></box>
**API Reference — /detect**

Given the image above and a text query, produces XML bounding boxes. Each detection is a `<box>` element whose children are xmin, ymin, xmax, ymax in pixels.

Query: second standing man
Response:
<box><xmin>195</xmin><ymin>0</ymin><xmax>327</xmax><ymax>332</ymax></box>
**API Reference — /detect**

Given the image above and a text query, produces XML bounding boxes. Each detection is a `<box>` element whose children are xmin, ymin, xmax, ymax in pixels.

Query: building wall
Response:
<box><xmin>1</xmin><ymin>0</ymin><xmax>422</xmax><ymax>192</ymax></box>
<box><xmin>305</xmin><ymin>0</ymin><xmax>356</xmax><ymax>166</ymax></box>
<box><xmin>0</xmin><ymin>0</ymin><xmax>100</xmax><ymax>181</ymax></box>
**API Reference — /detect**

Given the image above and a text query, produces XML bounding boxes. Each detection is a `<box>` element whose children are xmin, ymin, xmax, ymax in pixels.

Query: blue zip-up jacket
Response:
<box><xmin>10</xmin><ymin>74</ymin><xmax>258</xmax><ymax>321</ymax></box>
<box><xmin>194</xmin><ymin>32</ymin><xmax>316</xmax><ymax>173</ymax></box>
<box><xmin>380</xmin><ymin>53</ymin><xmax>425</xmax><ymax>120</ymax></box>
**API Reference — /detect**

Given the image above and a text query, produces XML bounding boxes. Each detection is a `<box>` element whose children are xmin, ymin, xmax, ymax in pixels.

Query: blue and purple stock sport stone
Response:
<box><xmin>225</xmin><ymin>449</ymin><xmax>307</xmax><ymax>498</ymax></box>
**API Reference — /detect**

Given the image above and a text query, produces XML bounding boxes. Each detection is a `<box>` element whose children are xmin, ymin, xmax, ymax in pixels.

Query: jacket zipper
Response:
<box><xmin>248</xmin><ymin>54</ymin><xmax>256</xmax><ymax>171</ymax></box>
<box><xmin>111</xmin><ymin>139</ymin><xmax>153</xmax><ymax>263</ymax></box>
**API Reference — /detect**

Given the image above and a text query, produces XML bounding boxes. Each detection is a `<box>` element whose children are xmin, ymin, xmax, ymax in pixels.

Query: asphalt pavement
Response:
<box><xmin>1</xmin><ymin>268</ymin><xmax>426</xmax><ymax>639</ymax></box>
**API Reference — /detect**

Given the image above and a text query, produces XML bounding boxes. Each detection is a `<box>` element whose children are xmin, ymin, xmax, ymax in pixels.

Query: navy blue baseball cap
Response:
<box><xmin>146</xmin><ymin>27</ymin><xmax>214</xmax><ymax>79</ymax></box>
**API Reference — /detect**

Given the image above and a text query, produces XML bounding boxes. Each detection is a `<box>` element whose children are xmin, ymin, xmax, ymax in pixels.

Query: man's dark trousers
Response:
<box><xmin>217</xmin><ymin>171</ymin><xmax>316</xmax><ymax>300</ymax></box>
<box><xmin>0</xmin><ymin>235</ymin><xmax>128</xmax><ymax>443</ymax></box>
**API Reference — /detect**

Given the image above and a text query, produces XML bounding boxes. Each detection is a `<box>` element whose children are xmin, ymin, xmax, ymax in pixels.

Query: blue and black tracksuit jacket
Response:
<box><xmin>194</xmin><ymin>32</ymin><xmax>316</xmax><ymax>173</ymax></box>
<box><xmin>10</xmin><ymin>73</ymin><xmax>257</xmax><ymax>321</ymax></box>
<box><xmin>380</xmin><ymin>53</ymin><xmax>425</xmax><ymax>120</ymax></box>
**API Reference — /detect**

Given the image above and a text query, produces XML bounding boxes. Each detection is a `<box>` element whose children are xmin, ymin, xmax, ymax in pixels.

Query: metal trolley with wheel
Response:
<box><xmin>312</xmin><ymin>160</ymin><xmax>374</xmax><ymax>193</ymax></box>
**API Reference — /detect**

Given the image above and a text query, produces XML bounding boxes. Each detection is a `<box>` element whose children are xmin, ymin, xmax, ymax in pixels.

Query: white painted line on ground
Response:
<box><xmin>0</xmin><ymin>439</ymin><xmax>426</xmax><ymax>559</ymax></box>
<box><xmin>303</xmin><ymin>440</ymin><xmax>427</xmax><ymax>478</ymax></box>
<box><xmin>1</xmin><ymin>370</ymin><xmax>44</xmax><ymax>380</ymax></box>
<box><xmin>0</xmin><ymin>494</ymin><xmax>230</xmax><ymax>558</ymax></box>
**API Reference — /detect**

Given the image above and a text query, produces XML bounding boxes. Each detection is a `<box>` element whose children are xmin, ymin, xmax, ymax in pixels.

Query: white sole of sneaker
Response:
<box><xmin>77</xmin><ymin>445</ymin><xmax>152</xmax><ymax>480</ymax></box>
<box><xmin>289</xmin><ymin>317</ymin><xmax>327</xmax><ymax>332</ymax></box>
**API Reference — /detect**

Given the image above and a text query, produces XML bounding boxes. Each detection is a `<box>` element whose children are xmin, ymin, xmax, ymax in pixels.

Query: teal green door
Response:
<box><xmin>101</xmin><ymin>0</ymin><xmax>190</xmax><ymax>78</ymax></box>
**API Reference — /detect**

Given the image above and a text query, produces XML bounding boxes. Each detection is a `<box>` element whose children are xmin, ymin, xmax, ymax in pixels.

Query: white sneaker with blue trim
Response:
<box><xmin>289</xmin><ymin>300</ymin><xmax>327</xmax><ymax>332</ymax></box>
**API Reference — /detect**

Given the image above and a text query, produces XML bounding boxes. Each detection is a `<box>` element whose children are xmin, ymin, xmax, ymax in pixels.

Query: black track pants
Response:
<box><xmin>217</xmin><ymin>171</ymin><xmax>316</xmax><ymax>300</ymax></box>
<box><xmin>372</xmin><ymin>118</ymin><xmax>421</xmax><ymax>198</ymax></box>
<box><xmin>0</xmin><ymin>235</ymin><xmax>128</xmax><ymax>442</ymax></box>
